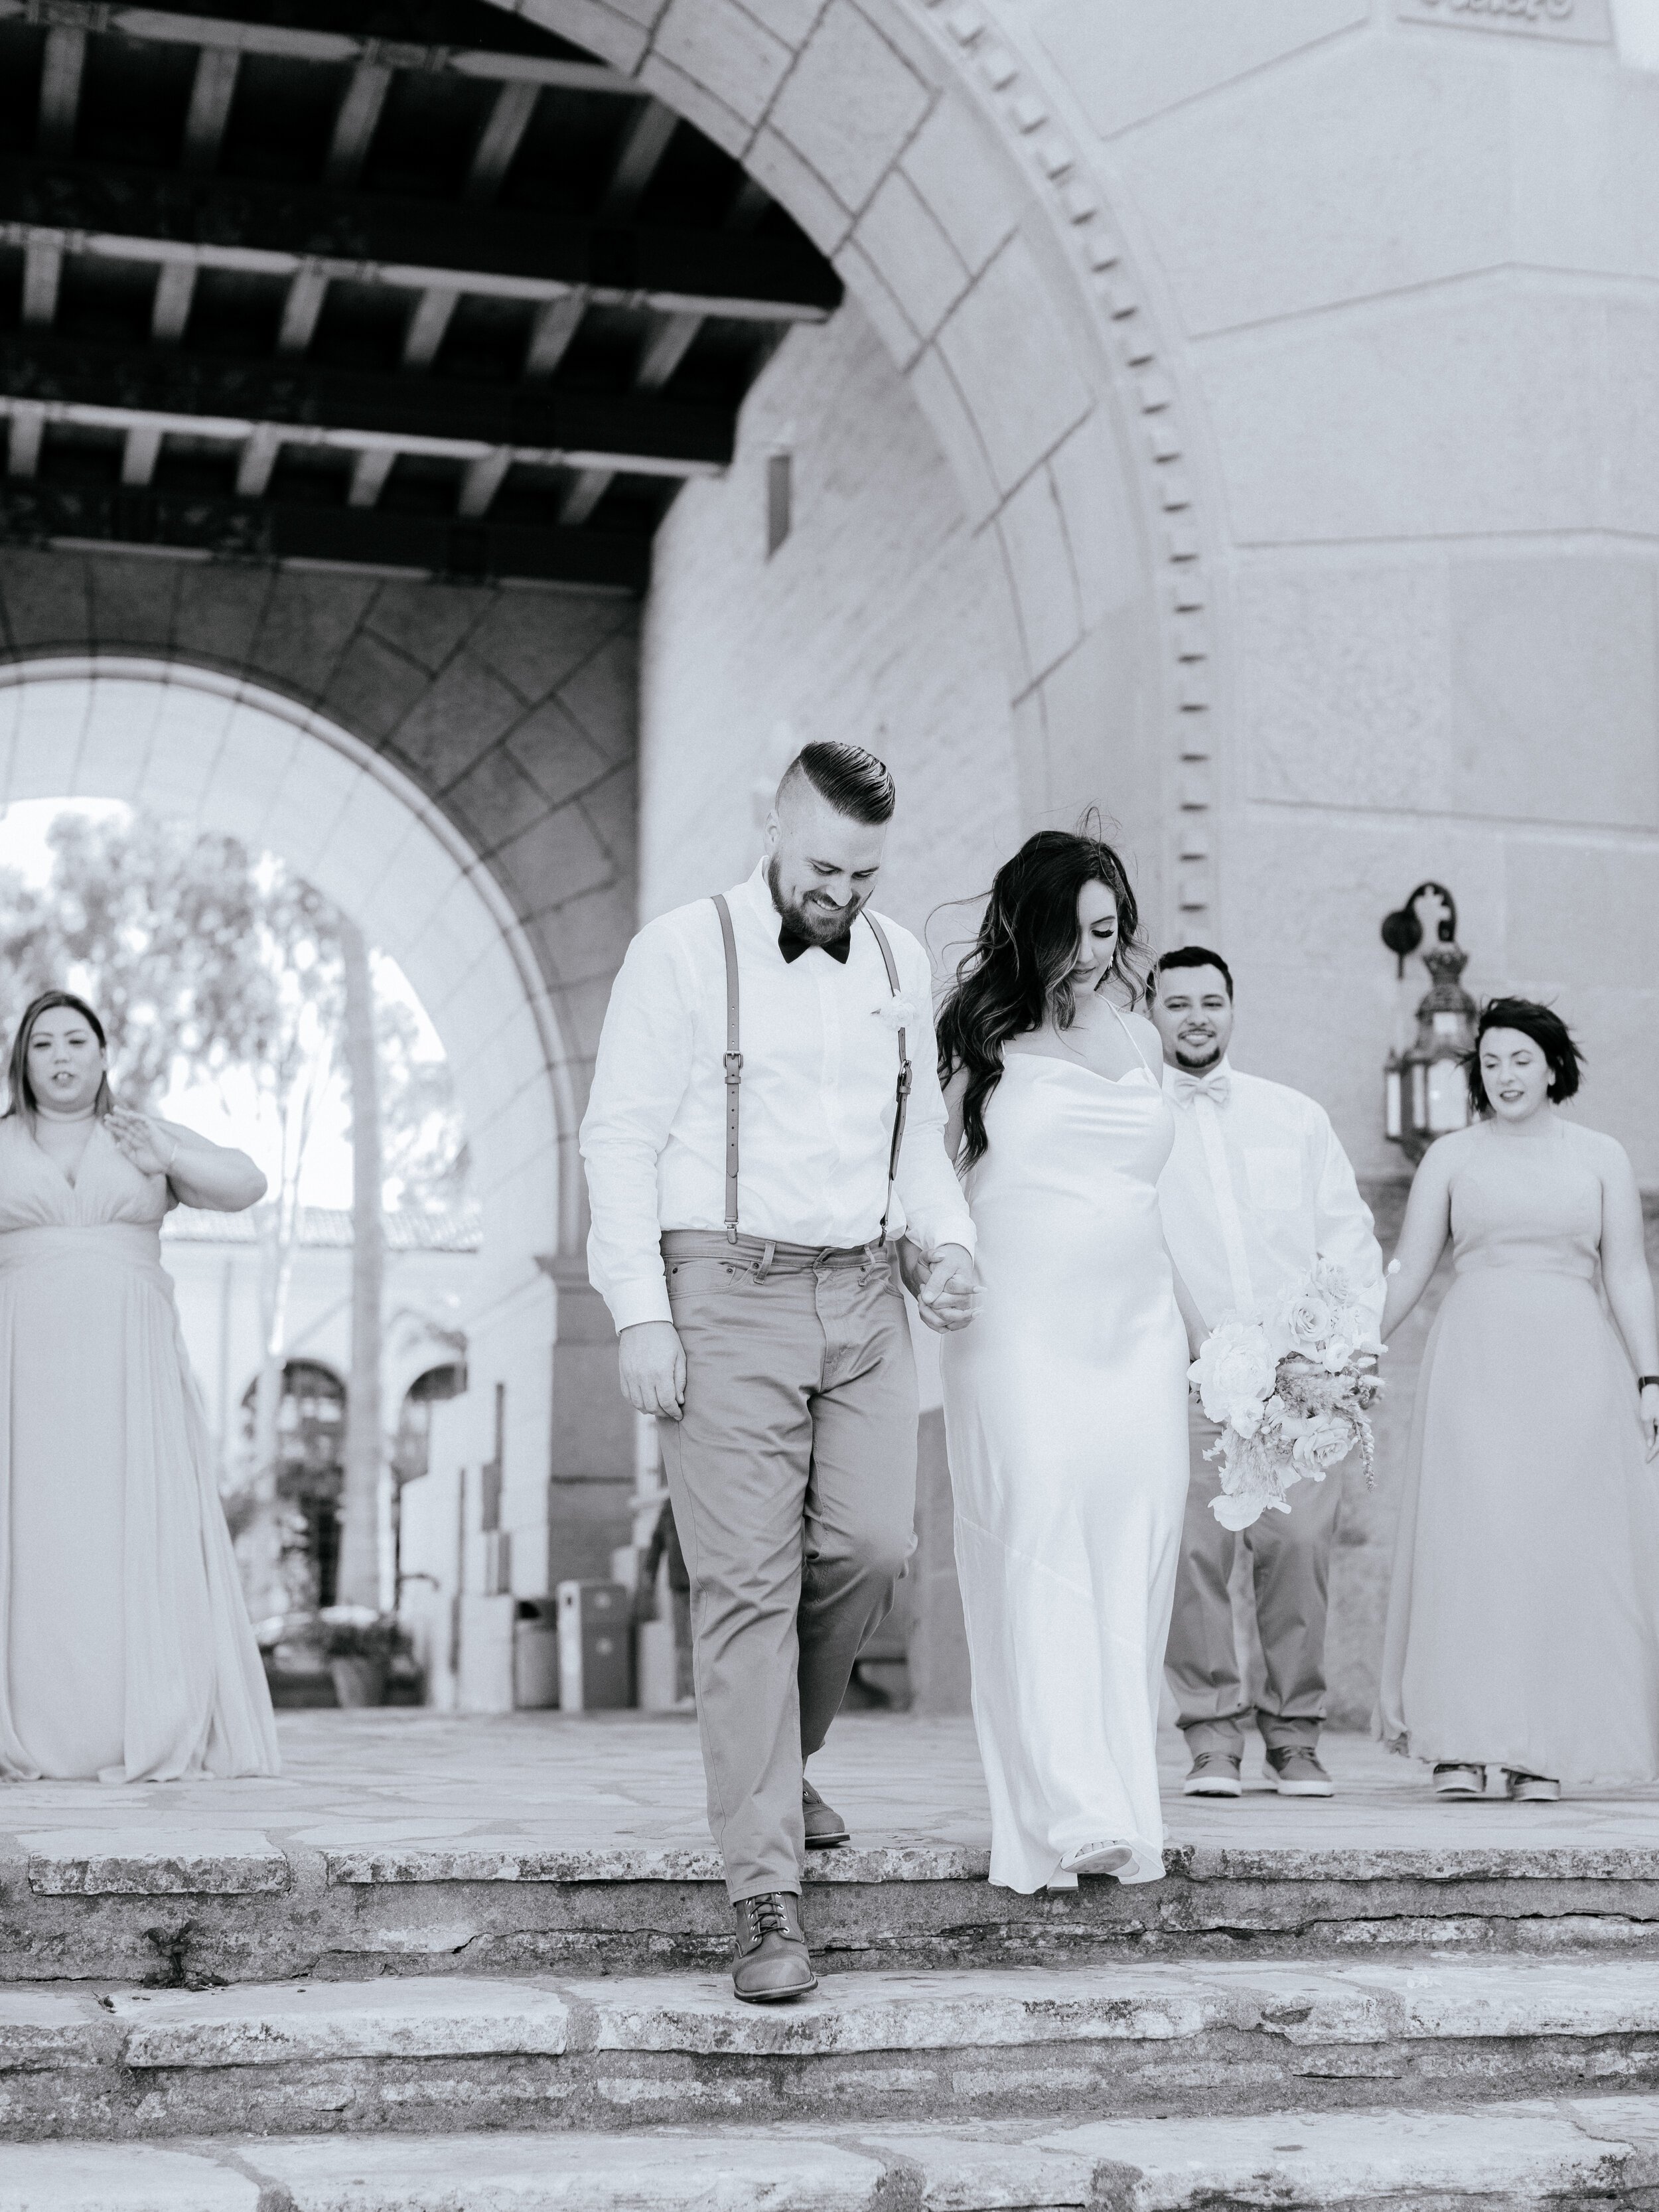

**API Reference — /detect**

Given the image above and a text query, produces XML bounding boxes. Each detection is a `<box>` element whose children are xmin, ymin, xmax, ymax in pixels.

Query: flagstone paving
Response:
<box><xmin>4</xmin><ymin>1712</ymin><xmax>1658</xmax><ymax>1864</ymax></box>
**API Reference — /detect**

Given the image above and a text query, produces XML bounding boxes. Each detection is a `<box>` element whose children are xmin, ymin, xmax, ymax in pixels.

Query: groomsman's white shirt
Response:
<box><xmin>1156</xmin><ymin>1057</ymin><xmax>1384</xmax><ymax>1335</ymax></box>
<box><xmin>581</xmin><ymin>861</ymin><xmax>975</xmax><ymax>1333</ymax></box>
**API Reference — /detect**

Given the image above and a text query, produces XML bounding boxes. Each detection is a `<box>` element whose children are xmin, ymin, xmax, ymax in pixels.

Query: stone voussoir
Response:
<box><xmin>5</xmin><ymin>1955</ymin><xmax>1659</xmax><ymax>2141</ymax></box>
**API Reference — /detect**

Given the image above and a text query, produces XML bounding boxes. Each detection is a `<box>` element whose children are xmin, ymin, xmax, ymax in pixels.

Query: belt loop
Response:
<box><xmin>753</xmin><ymin>1238</ymin><xmax>776</xmax><ymax>1281</ymax></box>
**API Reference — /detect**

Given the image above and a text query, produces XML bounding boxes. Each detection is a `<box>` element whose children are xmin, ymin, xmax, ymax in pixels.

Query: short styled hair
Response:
<box><xmin>1153</xmin><ymin>944</ymin><xmax>1234</xmax><ymax>1001</ymax></box>
<box><xmin>1467</xmin><ymin>996</ymin><xmax>1583</xmax><ymax>1113</ymax></box>
<box><xmin>778</xmin><ymin>742</ymin><xmax>896</xmax><ymax>826</ymax></box>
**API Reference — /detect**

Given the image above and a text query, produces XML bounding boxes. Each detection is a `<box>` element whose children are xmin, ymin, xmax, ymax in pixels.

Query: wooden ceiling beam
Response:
<box><xmin>466</xmin><ymin>80</ymin><xmax>540</xmax><ymax>206</ymax></box>
<box><xmin>0</xmin><ymin>161</ymin><xmax>841</xmax><ymax>324</ymax></box>
<box><xmin>325</xmin><ymin>61</ymin><xmax>394</xmax><ymax>190</ymax></box>
<box><xmin>0</xmin><ymin>3</ymin><xmax>641</xmax><ymax>94</ymax></box>
<box><xmin>0</xmin><ymin>476</ymin><xmax>654</xmax><ymax>591</ymax></box>
<box><xmin>182</xmin><ymin>46</ymin><xmax>240</xmax><ymax>173</ymax></box>
<box><xmin>37</xmin><ymin>25</ymin><xmax>86</xmax><ymax>159</ymax></box>
<box><xmin>0</xmin><ymin>338</ymin><xmax>735</xmax><ymax>477</ymax></box>
<box><xmin>600</xmin><ymin>100</ymin><xmax>678</xmax><ymax>223</ymax></box>
<box><xmin>21</xmin><ymin>243</ymin><xmax>61</xmax><ymax>329</ymax></box>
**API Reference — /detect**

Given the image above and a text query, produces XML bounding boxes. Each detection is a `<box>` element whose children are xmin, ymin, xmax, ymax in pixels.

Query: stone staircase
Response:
<box><xmin>8</xmin><ymin>1827</ymin><xmax>1659</xmax><ymax>2207</ymax></box>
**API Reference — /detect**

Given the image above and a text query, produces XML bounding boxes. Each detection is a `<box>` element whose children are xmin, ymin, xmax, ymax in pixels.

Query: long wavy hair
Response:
<box><xmin>6</xmin><ymin>991</ymin><xmax>113</xmax><ymax>1123</ymax></box>
<box><xmin>936</xmin><ymin>829</ymin><xmax>1148</xmax><ymax>1168</ymax></box>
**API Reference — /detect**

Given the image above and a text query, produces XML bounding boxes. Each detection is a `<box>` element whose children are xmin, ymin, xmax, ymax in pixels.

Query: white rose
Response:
<box><xmin>1190</xmin><ymin>1319</ymin><xmax>1277</xmax><ymax>1436</ymax></box>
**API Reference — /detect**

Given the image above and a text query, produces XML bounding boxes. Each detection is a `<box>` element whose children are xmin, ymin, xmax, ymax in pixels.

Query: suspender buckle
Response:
<box><xmin>723</xmin><ymin>1051</ymin><xmax>744</xmax><ymax>1085</ymax></box>
<box><xmin>896</xmin><ymin>1059</ymin><xmax>913</xmax><ymax>1098</ymax></box>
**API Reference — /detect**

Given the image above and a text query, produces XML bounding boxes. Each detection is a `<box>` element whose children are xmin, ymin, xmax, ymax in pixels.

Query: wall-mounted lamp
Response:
<box><xmin>1382</xmin><ymin>882</ymin><xmax>1478</xmax><ymax>1164</ymax></box>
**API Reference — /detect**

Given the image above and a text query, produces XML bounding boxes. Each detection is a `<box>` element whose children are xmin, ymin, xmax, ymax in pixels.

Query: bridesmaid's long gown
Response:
<box><xmin>0</xmin><ymin>1118</ymin><xmax>279</xmax><ymax>1781</ymax></box>
<box><xmin>1378</xmin><ymin>1120</ymin><xmax>1659</xmax><ymax>1786</ymax></box>
<box><xmin>940</xmin><ymin>1038</ymin><xmax>1189</xmax><ymax>1891</ymax></box>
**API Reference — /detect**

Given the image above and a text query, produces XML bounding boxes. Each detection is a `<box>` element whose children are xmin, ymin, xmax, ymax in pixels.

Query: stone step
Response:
<box><xmin>5</xmin><ymin>1953</ymin><xmax>1659</xmax><ymax>2140</ymax></box>
<box><xmin>7</xmin><ymin>1831</ymin><xmax>1659</xmax><ymax>1986</ymax></box>
<box><xmin>9</xmin><ymin>2095</ymin><xmax>1659</xmax><ymax>2210</ymax></box>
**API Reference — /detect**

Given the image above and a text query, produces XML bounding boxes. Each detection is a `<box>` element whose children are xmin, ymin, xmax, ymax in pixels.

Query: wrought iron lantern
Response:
<box><xmin>1382</xmin><ymin>883</ymin><xmax>1479</xmax><ymax>1164</ymax></box>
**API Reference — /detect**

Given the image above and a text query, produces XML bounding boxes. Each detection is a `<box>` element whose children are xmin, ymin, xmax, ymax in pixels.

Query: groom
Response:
<box><xmin>581</xmin><ymin>743</ymin><xmax>975</xmax><ymax>2002</ymax></box>
<box><xmin>1151</xmin><ymin>946</ymin><xmax>1383</xmax><ymax>1801</ymax></box>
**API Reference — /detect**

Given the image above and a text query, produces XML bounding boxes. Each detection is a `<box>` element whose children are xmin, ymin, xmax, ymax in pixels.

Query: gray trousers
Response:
<box><xmin>1165</xmin><ymin>1408</ymin><xmax>1345</xmax><ymax>1757</ymax></box>
<box><xmin>660</xmin><ymin>1232</ymin><xmax>918</xmax><ymax>1903</ymax></box>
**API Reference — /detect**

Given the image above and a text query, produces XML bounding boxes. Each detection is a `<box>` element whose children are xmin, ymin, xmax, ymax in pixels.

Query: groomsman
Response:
<box><xmin>581</xmin><ymin>743</ymin><xmax>976</xmax><ymax>2002</ymax></box>
<box><xmin>1151</xmin><ymin>948</ymin><xmax>1383</xmax><ymax>1800</ymax></box>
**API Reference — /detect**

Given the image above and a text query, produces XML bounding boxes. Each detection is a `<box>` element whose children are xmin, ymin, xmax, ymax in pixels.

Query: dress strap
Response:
<box><xmin>1107</xmin><ymin>997</ymin><xmax>1156</xmax><ymax>1078</ymax></box>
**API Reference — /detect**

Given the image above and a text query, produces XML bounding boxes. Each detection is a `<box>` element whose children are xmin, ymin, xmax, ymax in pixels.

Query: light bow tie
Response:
<box><xmin>1173</xmin><ymin>1070</ymin><xmax>1230</xmax><ymax>1108</ymax></box>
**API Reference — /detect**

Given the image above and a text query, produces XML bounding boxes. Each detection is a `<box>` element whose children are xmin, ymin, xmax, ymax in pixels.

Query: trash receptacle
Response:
<box><xmin>556</xmin><ymin>1580</ymin><xmax>632</xmax><ymax>1710</ymax></box>
<box><xmin>512</xmin><ymin>1599</ymin><xmax>559</xmax><ymax>1709</ymax></box>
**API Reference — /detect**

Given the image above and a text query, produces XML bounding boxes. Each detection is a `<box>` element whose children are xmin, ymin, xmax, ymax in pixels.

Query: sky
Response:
<box><xmin>0</xmin><ymin>797</ymin><xmax>447</xmax><ymax>1212</ymax></box>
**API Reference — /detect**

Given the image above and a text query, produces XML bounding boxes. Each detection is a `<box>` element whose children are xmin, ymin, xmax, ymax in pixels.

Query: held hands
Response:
<box><xmin>619</xmin><ymin>1321</ymin><xmax>687</xmax><ymax>1421</ymax></box>
<box><xmin>901</xmin><ymin>1238</ymin><xmax>977</xmax><ymax>1334</ymax></box>
<box><xmin>1643</xmin><ymin>1382</ymin><xmax>1659</xmax><ymax>1464</ymax></box>
<box><xmin>106</xmin><ymin>1107</ymin><xmax>176</xmax><ymax>1180</ymax></box>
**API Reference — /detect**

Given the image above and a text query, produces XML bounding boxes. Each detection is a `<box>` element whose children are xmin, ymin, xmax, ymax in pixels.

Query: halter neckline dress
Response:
<box><xmin>940</xmin><ymin>1013</ymin><xmax>1189</xmax><ymax>1890</ymax></box>
<box><xmin>0</xmin><ymin>1118</ymin><xmax>279</xmax><ymax>1782</ymax></box>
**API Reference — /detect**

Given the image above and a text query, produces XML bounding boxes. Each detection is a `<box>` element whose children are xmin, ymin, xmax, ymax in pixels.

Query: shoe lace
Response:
<box><xmin>745</xmin><ymin>1892</ymin><xmax>791</xmax><ymax>1938</ymax></box>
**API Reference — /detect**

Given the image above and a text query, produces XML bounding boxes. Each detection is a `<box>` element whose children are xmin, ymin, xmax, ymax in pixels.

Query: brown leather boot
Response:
<box><xmin>731</xmin><ymin>1890</ymin><xmax>817</xmax><ymax>2004</ymax></box>
<box><xmin>802</xmin><ymin>1775</ymin><xmax>850</xmax><ymax>1849</ymax></box>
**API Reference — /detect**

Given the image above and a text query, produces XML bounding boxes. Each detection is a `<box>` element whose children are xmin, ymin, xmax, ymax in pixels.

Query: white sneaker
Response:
<box><xmin>1183</xmin><ymin>1751</ymin><xmax>1243</xmax><ymax>1798</ymax></box>
<box><xmin>1267</xmin><ymin>1747</ymin><xmax>1334</xmax><ymax>1798</ymax></box>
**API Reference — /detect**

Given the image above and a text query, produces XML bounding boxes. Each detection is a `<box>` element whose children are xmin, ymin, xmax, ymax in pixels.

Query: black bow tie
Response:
<box><xmin>779</xmin><ymin>918</ymin><xmax>851</xmax><ymax>964</ymax></box>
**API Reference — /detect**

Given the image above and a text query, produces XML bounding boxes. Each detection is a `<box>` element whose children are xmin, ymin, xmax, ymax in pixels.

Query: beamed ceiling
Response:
<box><xmin>0</xmin><ymin>0</ymin><xmax>843</xmax><ymax>591</ymax></box>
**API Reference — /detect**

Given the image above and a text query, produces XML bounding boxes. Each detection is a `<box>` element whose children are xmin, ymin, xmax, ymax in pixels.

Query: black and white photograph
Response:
<box><xmin>4</xmin><ymin>1</ymin><xmax>1659</xmax><ymax>2205</ymax></box>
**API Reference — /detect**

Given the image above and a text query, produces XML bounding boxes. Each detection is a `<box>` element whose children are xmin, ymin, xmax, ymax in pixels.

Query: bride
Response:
<box><xmin>932</xmin><ymin>830</ymin><xmax>1198</xmax><ymax>1891</ymax></box>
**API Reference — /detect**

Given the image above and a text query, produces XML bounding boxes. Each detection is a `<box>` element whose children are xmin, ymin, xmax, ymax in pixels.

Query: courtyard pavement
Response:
<box><xmin>3</xmin><ymin>1712</ymin><xmax>1658</xmax><ymax>1863</ymax></box>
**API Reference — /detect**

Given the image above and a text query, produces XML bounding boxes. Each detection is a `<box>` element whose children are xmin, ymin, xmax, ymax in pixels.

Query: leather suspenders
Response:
<box><xmin>710</xmin><ymin>894</ymin><xmax>913</xmax><ymax>1247</ymax></box>
<box><xmin>713</xmin><ymin>893</ymin><xmax>744</xmax><ymax>1242</ymax></box>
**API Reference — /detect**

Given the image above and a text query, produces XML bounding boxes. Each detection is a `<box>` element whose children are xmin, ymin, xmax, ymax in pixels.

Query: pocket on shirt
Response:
<box><xmin>1244</xmin><ymin>1147</ymin><xmax>1302</xmax><ymax>1212</ymax></box>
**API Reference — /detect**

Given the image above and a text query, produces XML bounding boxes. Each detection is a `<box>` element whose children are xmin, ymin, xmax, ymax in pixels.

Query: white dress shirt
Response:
<box><xmin>581</xmin><ymin>861</ymin><xmax>975</xmax><ymax>1332</ymax></box>
<box><xmin>1156</xmin><ymin>1057</ymin><xmax>1384</xmax><ymax>1333</ymax></box>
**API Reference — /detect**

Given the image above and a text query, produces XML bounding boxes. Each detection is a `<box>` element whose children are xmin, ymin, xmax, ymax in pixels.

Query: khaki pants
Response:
<box><xmin>660</xmin><ymin>1232</ymin><xmax>918</xmax><ymax>1902</ymax></box>
<box><xmin>1165</xmin><ymin>1407</ymin><xmax>1346</xmax><ymax>1757</ymax></box>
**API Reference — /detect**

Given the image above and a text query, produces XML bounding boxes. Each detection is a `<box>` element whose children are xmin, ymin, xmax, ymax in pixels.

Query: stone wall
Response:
<box><xmin>1017</xmin><ymin>1</ymin><xmax>1659</xmax><ymax>1183</ymax></box>
<box><xmin>640</xmin><ymin>297</ymin><xmax>1021</xmax><ymax>952</ymax></box>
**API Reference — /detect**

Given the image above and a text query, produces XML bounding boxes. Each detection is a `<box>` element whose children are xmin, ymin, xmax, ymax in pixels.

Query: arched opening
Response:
<box><xmin>0</xmin><ymin>655</ymin><xmax>579</xmax><ymax>1659</ymax></box>
<box><xmin>237</xmin><ymin>1359</ymin><xmax>347</xmax><ymax>1610</ymax></box>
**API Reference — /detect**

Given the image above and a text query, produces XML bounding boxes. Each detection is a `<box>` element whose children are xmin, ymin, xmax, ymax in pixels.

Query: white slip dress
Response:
<box><xmin>940</xmin><ymin>1010</ymin><xmax>1189</xmax><ymax>1890</ymax></box>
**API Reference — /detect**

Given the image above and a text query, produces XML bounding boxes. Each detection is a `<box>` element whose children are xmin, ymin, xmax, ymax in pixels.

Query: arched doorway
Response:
<box><xmin>0</xmin><ymin>652</ymin><xmax>597</xmax><ymax>1637</ymax></box>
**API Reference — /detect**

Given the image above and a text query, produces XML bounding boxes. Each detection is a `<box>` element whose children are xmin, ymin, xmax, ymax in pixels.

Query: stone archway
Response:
<box><xmin>0</xmin><ymin>654</ymin><xmax>564</xmax><ymax>1286</ymax></box>
<box><xmin>492</xmin><ymin>0</ymin><xmax>1216</xmax><ymax>939</ymax></box>
<box><xmin>0</xmin><ymin>549</ymin><xmax>643</xmax><ymax>1261</ymax></box>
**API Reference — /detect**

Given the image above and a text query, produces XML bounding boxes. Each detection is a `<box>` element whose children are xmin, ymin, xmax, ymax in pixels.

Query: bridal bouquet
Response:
<box><xmin>1189</xmin><ymin>1261</ymin><xmax>1383</xmax><ymax>1530</ymax></box>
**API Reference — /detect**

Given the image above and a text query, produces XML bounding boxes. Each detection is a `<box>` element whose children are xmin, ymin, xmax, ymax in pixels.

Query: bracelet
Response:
<box><xmin>1640</xmin><ymin>1376</ymin><xmax>1659</xmax><ymax>1394</ymax></box>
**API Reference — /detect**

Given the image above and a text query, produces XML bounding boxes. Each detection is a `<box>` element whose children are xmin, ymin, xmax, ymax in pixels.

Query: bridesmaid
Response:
<box><xmin>1378</xmin><ymin>997</ymin><xmax>1659</xmax><ymax>1801</ymax></box>
<box><xmin>0</xmin><ymin>990</ymin><xmax>281</xmax><ymax>1783</ymax></box>
<box><xmin>932</xmin><ymin>832</ymin><xmax>1201</xmax><ymax>1893</ymax></box>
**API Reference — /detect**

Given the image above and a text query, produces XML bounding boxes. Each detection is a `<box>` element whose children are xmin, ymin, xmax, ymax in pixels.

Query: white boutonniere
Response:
<box><xmin>873</xmin><ymin>993</ymin><xmax>918</xmax><ymax>1035</ymax></box>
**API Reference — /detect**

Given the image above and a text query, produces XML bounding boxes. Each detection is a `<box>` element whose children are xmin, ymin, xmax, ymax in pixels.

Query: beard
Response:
<box><xmin>1173</xmin><ymin>1037</ymin><xmax>1224</xmax><ymax>1071</ymax></box>
<box><xmin>766</xmin><ymin>855</ymin><xmax>865</xmax><ymax>941</ymax></box>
